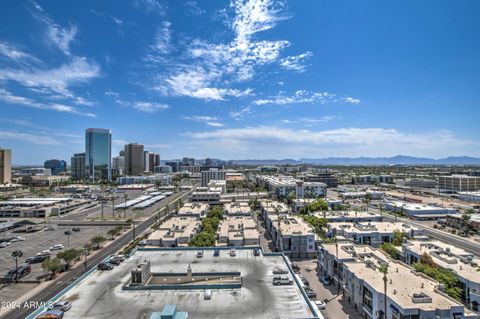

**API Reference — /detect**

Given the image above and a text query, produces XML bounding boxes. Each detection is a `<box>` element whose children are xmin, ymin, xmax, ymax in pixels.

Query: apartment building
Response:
<box><xmin>402</xmin><ymin>239</ymin><xmax>480</xmax><ymax>311</ymax></box>
<box><xmin>327</xmin><ymin>222</ymin><xmax>419</xmax><ymax>246</ymax></box>
<box><xmin>217</xmin><ymin>216</ymin><xmax>259</xmax><ymax>246</ymax></box>
<box><xmin>177</xmin><ymin>202</ymin><xmax>210</xmax><ymax>218</ymax></box>
<box><xmin>314</xmin><ymin>211</ymin><xmax>383</xmax><ymax>223</ymax></box>
<box><xmin>260</xmin><ymin>199</ymin><xmax>290</xmax><ymax>217</ymax></box>
<box><xmin>223</xmin><ymin>201</ymin><xmax>252</xmax><ymax>216</ymax></box>
<box><xmin>146</xmin><ymin>217</ymin><xmax>201</xmax><ymax>247</ymax></box>
<box><xmin>318</xmin><ymin>242</ymin><xmax>476</xmax><ymax>319</ymax></box>
<box><xmin>439</xmin><ymin>175</ymin><xmax>480</xmax><ymax>192</ymax></box>
<box><xmin>262</xmin><ymin>210</ymin><xmax>319</xmax><ymax>259</ymax></box>
<box><xmin>201</xmin><ymin>168</ymin><xmax>226</xmax><ymax>187</ymax></box>
<box><xmin>256</xmin><ymin>175</ymin><xmax>327</xmax><ymax>198</ymax></box>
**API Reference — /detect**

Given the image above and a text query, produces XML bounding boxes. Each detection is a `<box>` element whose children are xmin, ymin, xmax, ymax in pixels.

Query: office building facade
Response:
<box><xmin>439</xmin><ymin>175</ymin><xmax>480</xmax><ymax>192</ymax></box>
<box><xmin>144</xmin><ymin>152</ymin><xmax>160</xmax><ymax>173</ymax></box>
<box><xmin>71</xmin><ymin>153</ymin><xmax>85</xmax><ymax>180</ymax></box>
<box><xmin>201</xmin><ymin>168</ymin><xmax>226</xmax><ymax>187</ymax></box>
<box><xmin>0</xmin><ymin>148</ymin><xmax>12</xmax><ymax>184</ymax></box>
<box><xmin>125</xmin><ymin>143</ymin><xmax>144</xmax><ymax>175</ymax></box>
<box><xmin>165</xmin><ymin>161</ymin><xmax>179</xmax><ymax>173</ymax></box>
<box><xmin>85</xmin><ymin>128</ymin><xmax>111</xmax><ymax>181</ymax></box>
<box><xmin>44</xmin><ymin>159</ymin><xmax>67</xmax><ymax>175</ymax></box>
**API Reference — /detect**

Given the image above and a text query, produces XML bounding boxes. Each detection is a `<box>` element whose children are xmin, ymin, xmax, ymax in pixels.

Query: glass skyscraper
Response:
<box><xmin>85</xmin><ymin>128</ymin><xmax>112</xmax><ymax>181</ymax></box>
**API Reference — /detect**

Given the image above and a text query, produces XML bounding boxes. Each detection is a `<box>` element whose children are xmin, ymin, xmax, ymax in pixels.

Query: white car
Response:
<box><xmin>204</xmin><ymin>290</ymin><xmax>212</xmax><ymax>300</ymax></box>
<box><xmin>50</xmin><ymin>244</ymin><xmax>64</xmax><ymax>250</ymax></box>
<box><xmin>272</xmin><ymin>276</ymin><xmax>293</xmax><ymax>285</ymax></box>
<box><xmin>11</xmin><ymin>236</ymin><xmax>26</xmax><ymax>242</ymax></box>
<box><xmin>229</xmin><ymin>249</ymin><xmax>236</xmax><ymax>257</ymax></box>
<box><xmin>314</xmin><ymin>300</ymin><xmax>326</xmax><ymax>309</ymax></box>
<box><xmin>36</xmin><ymin>250</ymin><xmax>51</xmax><ymax>256</ymax></box>
<box><xmin>0</xmin><ymin>242</ymin><xmax>10</xmax><ymax>248</ymax></box>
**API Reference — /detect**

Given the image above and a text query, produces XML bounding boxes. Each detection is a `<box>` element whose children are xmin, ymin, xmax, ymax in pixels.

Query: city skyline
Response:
<box><xmin>1</xmin><ymin>0</ymin><xmax>480</xmax><ymax>164</ymax></box>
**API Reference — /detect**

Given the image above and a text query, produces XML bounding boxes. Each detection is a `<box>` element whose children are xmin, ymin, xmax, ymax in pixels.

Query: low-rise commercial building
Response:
<box><xmin>217</xmin><ymin>216</ymin><xmax>259</xmax><ymax>246</ymax></box>
<box><xmin>318</xmin><ymin>242</ymin><xmax>476</xmax><ymax>319</ymax></box>
<box><xmin>327</xmin><ymin>222</ymin><xmax>419</xmax><ymax>246</ymax></box>
<box><xmin>402</xmin><ymin>239</ymin><xmax>480</xmax><ymax>311</ymax></box>
<box><xmin>116</xmin><ymin>175</ymin><xmax>172</xmax><ymax>186</ymax></box>
<box><xmin>384</xmin><ymin>201</ymin><xmax>458</xmax><ymax>219</ymax></box>
<box><xmin>223</xmin><ymin>202</ymin><xmax>252</xmax><ymax>216</ymax></box>
<box><xmin>445</xmin><ymin>214</ymin><xmax>480</xmax><ymax>232</ymax></box>
<box><xmin>177</xmin><ymin>203</ymin><xmax>210</xmax><ymax>218</ymax></box>
<box><xmin>339</xmin><ymin>190</ymin><xmax>385</xmax><ymax>200</ymax></box>
<box><xmin>458</xmin><ymin>192</ymin><xmax>480</xmax><ymax>203</ymax></box>
<box><xmin>207</xmin><ymin>179</ymin><xmax>226</xmax><ymax>193</ymax></box>
<box><xmin>439</xmin><ymin>175</ymin><xmax>480</xmax><ymax>192</ymax></box>
<box><xmin>0</xmin><ymin>197</ymin><xmax>90</xmax><ymax>218</ymax></box>
<box><xmin>19</xmin><ymin>175</ymin><xmax>70</xmax><ymax>187</ymax></box>
<box><xmin>396</xmin><ymin>178</ymin><xmax>437</xmax><ymax>189</ymax></box>
<box><xmin>146</xmin><ymin>217</ymin><xmax>201</xmax><ymax>247</ymax></box>
<box><xmin>351</xmin><ymin>175</ymin><xmax>394</xmax><ymax>184</ymax></box>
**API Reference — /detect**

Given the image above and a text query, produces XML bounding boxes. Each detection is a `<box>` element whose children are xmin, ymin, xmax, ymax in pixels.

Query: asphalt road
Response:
<box><xmin>379</xmin><ymin>211</ymin><xmax>480</xmax><ymax>255</ymax></box>
<box><xmin>3</xmin><ymin>190</ymin><xmax>190</xmax><ymax>319</ymax></box>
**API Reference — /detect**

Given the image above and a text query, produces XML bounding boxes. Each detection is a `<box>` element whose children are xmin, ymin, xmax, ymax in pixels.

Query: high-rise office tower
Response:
<box><xmin>85</xmin><ymin>128</ymin><xmax>112</xmax><ymax>181</ymax></box>
<box><xmin>112</xmin><ymin>156</ymin><xmax>125</xmax><ymax>176</ymax></box>
<box><xmin>144</xmin><ymin>152</ymin><xmax>160</xmax><ymax>173</ymax></box>
<box><xmin>44</xmin><ymin>159</ymin><xmax>67</xmax><ymax>175</ymax></box>
<box><xmin>125</xmin><ymin>143</ymin><xmax>144</xmax><ymax>175</ymax></box>
<box><xmin>71</xmin><ymin>153</ymin><xmax>86</xmax><ymax>180</ymax></box>
<box><xmin>0</xmin><ymin>148</ymin><xmax>12</xmax><ymax>184</ymax></box>
<box><xmin>165</xmin><ymin>161</ymin><xmax>179</xmax><ymax>173</ymax></box>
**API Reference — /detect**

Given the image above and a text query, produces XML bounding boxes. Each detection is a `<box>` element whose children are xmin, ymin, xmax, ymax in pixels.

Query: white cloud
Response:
<box><xmin>132</xmin><ymin>0</ymin><xmax>166</xmax><ymax>15</ymax></box>
<box><xmin>253</xmin><ymin>90</ymin><xmax>360</xmax><ymax>106</ymax></box>
<box><xmin>280</xmin><ymin>51</ymin><xmax>313</xmax><ymax>73</ymax></box>
<box><xmin>0</xmin><ymin>40</ymin><xmax>39</xmax><ymax>62</ymax></box>
<box><xmin>0</xmin><ymin>57</ymin><xmax>100</xmax><ymax>99</ymax></box>
<box><xmin>30</xmin><ymin>1</ymin><xmax>77</xmax><ymax>55</ymax></box>
<box><xmin>153</xmin><ymin>21</ymin><xmax>171</xmax><ymax>54</ymax></box>
<box><xmin>0</xmin><ymin>89</ymin><xmax>96</xmax><ymax>117</ymax></box>
<box><xmin>184</xmin><ymin>1</ymin><xmax>205</xmax><ymax>16</ymax></box>
<box><xmin>0</xmin><ymin>130</ymin><xmax>61</xmax><ymax>145</ymax></box>
<box><xmin>182</xmin><ymin>115</ymin><xmax>224</xmax><ymax>127</ymax></box>
<box><xmin>281</xmin><ymin>116</ymin><xmax>336</xmax><ymax>125</ymax></box>
<box><xmin>148</xmin><ymin>0</ymin><xmax>292</xmax><ymax>100</ymax></box>
<box><xmin>132</xmin><ymin>101</ymin><xmax>170</xmax><ymax>113</ymax></box>
<box><xmin>185</xmin><ymin>126</ymin><xmax>478</xmax><ymax>158</ymax></box>
<box><xmin>229</xmin><ymin>106</ymin><xmax>253</xmax><ymax>120</ymax></box>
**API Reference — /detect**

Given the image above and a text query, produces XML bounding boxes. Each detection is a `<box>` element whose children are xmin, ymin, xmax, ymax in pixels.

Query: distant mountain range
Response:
<box><xmin>229</xmin><ymin>156</ymin><xmax>480</xmax><ymax>166</ymax></box>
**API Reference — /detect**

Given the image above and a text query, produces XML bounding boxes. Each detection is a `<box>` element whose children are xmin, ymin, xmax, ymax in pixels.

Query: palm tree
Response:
<box><xmin>379</xmin><ymin>264</ymin><xmax>389</xmax><ymax>319</ymax></box>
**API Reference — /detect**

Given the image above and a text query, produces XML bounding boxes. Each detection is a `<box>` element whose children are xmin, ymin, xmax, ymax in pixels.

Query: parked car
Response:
<box><xmin>320</xmin><ymin>275</ymin><xmax>330</xmax><ymax>286</ymax></box>
<box><xmin>71</xmin><ymin>227</ymin><xmax>81</xmax><ymax>232</ymax></box>
<box><xmin>107</xmin><ymin>258</ymin><xmax>121</xmax><ymax>266</ymax></box>
<box><xmin>253</xmin><ymin>249</ymin><xmax>260</xmax><ymax>256</ymax></box>
<box><xmin>138</xmin><ymin>240</ymin><xmax>147</xmax><ymax>246</ymax></box>
<box><xmin>97</xmin><ymin>262</ymin><xmax>114</xmax><ymax>270</ymax></box>
<box><xmin>272</xmin><ymin>276</ymin><xmax>293</xmax><ymax>286</ymax></box>
<box><xmin>11</xmin><ymin>236</ymin><xmax>26</xmax><ymax>242</ymax></box>
<box><xmin>109</xmin><ymin>255</ymin><xmax>125</xmax><ymax>263</ymax></box>
<box><xmin>49</xmin><ymin>244</ymin><xmax>64</xmax><ymax>251</ymax></box>
<box><xmin>0</xmin><ymin>242</ymin><xmax>10</xmax><ymax>248</ymax></box>
<box><xmin>213</xmin><ymin>249</ymin><xmax>220</xmax><ymax>257</ymax></box>
<box><xmin>48</xmin><ymin>300</ymin><xmax>72</xmax><ymax>312</ymax></box>
<box><xmin>314</xmin><ymin>300</ymin><xmax>326</xmax><ymax>310</ymax></box>
<box><xmin>45</xmin><ymin>226</ymin><xmax>56</xmax><ymax>231</ymax></box>
<box><xmin>305</xmin><ymin>287</ymin><xmax>317</xmax><ymax>299</ymax></box>
<box><xmin>229</xmin><ymin>249</ymin><xmax>236</xmax><ymax>257</ymax></box>
<box><xmin>36</xmin><ymin>309</ymin><xmax>64</xmax><ymax>319</ymax></box>
<box><xmin>5</xmin><ymin>265</ymin><xmax>31</xmax><ymax>280</ymax></box>
<box><xmin>64</xmin><ymin>230</ymin><xmax>72</xmax><ymax>235</ymax></box>
<box><xmin>272</xmin><ymin>266</ymin><xmax>288</xmax><ymax>274</ymax></box>
<box><xmin>196</xmin><ymin>250</ymin><xmax>204</xmax><ymax>258</ymax></box>
<box><xmin>300</xmin><ymin>275</ymin><xmax>310</xmax><ymax>287</ymax></box>
<box><xmin>37</xmin><ymin>250</ymin><xmax>51</xmax><ymax>256</ymax></box>
<box><xmin>28</xmin><ymin>255</ymin><xmax>50</xmax><ymax>264</ymax></box>
<box><xmin>204</xmin><ymin>289</ymin><xmax>212</xmax><ymax>300</ymax></box>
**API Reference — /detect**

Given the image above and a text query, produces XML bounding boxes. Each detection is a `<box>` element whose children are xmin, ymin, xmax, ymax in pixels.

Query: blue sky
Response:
<box><xmin>0</xmin><ymin>0</ymin><xmax>479</xmax><ymax>164</ymax></box>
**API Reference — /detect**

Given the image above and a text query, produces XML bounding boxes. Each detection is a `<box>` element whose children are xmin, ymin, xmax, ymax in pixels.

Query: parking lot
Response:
<box><xmin>295</xmin><ymin>260</ymin><xmax>362</xmax><ymax>319</ymax></box>
<box><xmin>0</xmin><ymin>224</ymin><xmax>116</xmax><ymax>303</ymax></box>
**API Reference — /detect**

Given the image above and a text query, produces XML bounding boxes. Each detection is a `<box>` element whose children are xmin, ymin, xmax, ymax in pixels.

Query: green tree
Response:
<box><xmin>42</xmin><ymin>258</ymin><xmax>62</xmax><ymax>277</ymax></box>
<box><xmin>57</xmin><ymin>249</ymin><xmax>82</xmax><ymax>269</ymax></box>
<box><xmin>392</xmin><ymin>231</ymin><xmax>407</xmax><ymax>246</ymax></box>
<box><xmin>107</xmin><ymin>229</ymin><xmax>117</xmax><ymax>240</ymax></box>
<box><xmin>462</xmin><ymin>214</ymin><xmax>471</xmax><ymax>222</ymax></box>
<box><xmin>380</xmin><ymin>243</ymin><xmax>400</xmax><ymax>259</ymax></box>
<box><xmin>90</xmin><ymin>235</ymin><xmax>106</xmax><ymax>249</ymax></box>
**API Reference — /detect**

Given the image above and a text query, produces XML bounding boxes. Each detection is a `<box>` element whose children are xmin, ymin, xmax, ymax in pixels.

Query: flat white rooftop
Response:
<box><xmin>43</xmin><ymin>249</ymin><xmax>320</xmax><ymax>319</ymax></box>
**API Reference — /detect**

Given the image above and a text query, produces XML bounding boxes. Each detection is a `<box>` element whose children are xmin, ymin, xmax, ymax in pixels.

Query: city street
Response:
<box><xmin>296</xmin><ymin>260</ymin><xmax>362</xmax><ymax>319</ymax></box>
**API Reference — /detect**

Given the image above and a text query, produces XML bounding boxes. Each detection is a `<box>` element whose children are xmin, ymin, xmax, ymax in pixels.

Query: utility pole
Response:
<box><xmin>132</xmin><ymin>221</ymin><xmax>136</xmax><ymax>241</ymax></box>
<box><xmin>12</xmin><ymin>250</ymin><xmax>22</xmax><ymax>282</ymax></box>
